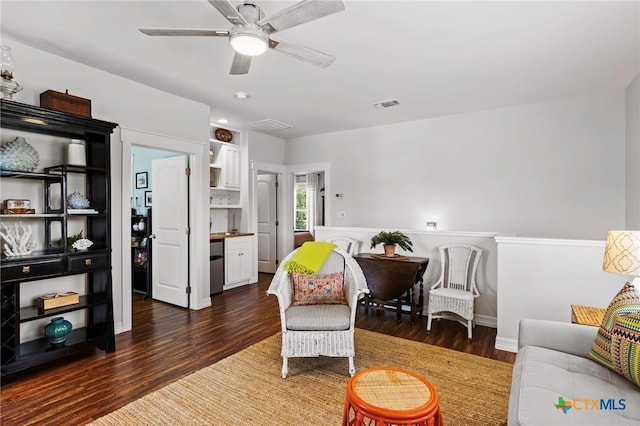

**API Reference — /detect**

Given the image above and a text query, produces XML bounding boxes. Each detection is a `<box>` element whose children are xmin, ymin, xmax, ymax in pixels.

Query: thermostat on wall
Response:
<box><xmin>335</xmin><ymin>193</ymin><xmax>344</xmax><ymax>199</ymax></box>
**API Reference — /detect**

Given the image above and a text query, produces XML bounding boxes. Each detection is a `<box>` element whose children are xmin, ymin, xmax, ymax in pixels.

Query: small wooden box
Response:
<box><xmin>3</xmin><ymin>208</ymin><xmax>35</xmax><ymax>214</ymax></box>
<box><xmin>37</xmin><ymin>292</ymin><xmax>80</xmax><ymax>310</ymax></box>
<box><xmin>4</xmin><ymin>199</ymin><xmax>30</xmax><ymax>209</ymax></box>
<box><xmin>40</xmin><ymin>90</ymin><xmax>91</xmax><ymax>118</ymax></box>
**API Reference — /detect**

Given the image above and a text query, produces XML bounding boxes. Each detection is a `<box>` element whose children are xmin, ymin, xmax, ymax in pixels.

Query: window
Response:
<box><xmin>294</xmin><ymin>172</ymin><xmax>323</xmax><ymax>232</ymax></box>
<box><xmin>295</xmin><ymin>187</ymin><xmax>308</xmax><ymax>230</ymax></box>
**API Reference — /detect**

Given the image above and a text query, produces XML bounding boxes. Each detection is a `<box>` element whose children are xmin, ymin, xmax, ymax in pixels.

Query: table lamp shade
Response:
<box><xmin>602</xmin><ymin>231</ymin><xmax>640</xmax><ymax>277</ymax></box>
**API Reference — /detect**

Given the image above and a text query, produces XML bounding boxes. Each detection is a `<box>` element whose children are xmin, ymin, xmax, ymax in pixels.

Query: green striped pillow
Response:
<box><xmin>589</xmin><ymin>282</ymin><xmax>640</xmax><ymax>369</ymax></box>
<box><xmin>611</xmin><ymin>312</ymin><xmax>640</xmax><ymax>387</ymax></box>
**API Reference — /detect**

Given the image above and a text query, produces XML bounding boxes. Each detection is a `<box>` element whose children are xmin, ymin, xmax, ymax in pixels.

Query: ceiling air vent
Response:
<box><xmin>374</xmin><ymin>99</ymin><xmax>400</xmax><ymax>109</ymax></box>
<box><xmin>246</xmin><ymin>119</ymin><xmax>293</xmax><ymax>132</ymax></box>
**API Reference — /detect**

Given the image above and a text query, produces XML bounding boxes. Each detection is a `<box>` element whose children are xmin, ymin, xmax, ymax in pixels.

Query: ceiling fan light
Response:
<box><xmin>230</xmin><ymin>26</ymin><xmax>268</xmax><ymax>56</ymax></box>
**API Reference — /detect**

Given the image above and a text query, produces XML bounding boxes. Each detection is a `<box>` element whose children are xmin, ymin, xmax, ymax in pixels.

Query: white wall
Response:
<box><xmin>248</xmin><ymin>130</ymin><xmax>286</xmax><ymax>164</ymax></box>
<box><xmin>3</xmin><ymin>37</ymin><xmax>211</xmax><ymax>334</ymax></box>
<box><xmin>495</xmin><ymin>236</ymin><xmax>632</xmax><ymax>352</ymax></box>
<box><xmin>626</xmin><ymin>74</ymin><xmax>640</xmax><ymax>230</ymax></box>
<box><xmin>287</xmin><ymin>93</ymin><xmax>626</xmax><ymax>240</ymax></box>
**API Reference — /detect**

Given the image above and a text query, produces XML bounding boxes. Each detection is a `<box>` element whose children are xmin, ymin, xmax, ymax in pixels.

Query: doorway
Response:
<box><xmin>252</xmin><ymin>161</ymin><xmax>331</xmax><ymax>266</ymax></box>
<box><xmin>120</xmin><ymin>128</ymin><xmax>209</xmax><ymax>334</ymax></box>
<box><xmin>257</xmin><ymin>172</ymin><xmax>278</xmax><ymax>273</ymax></box>
<box><xmin>130</xmin><ymin>147</ymin><xmax>190</xmax><ymax>310</ymax></box>
<box><xmin>251</xmin><ymin>162</ymin><xmax>285</xmax><ymax>274</ymax></box>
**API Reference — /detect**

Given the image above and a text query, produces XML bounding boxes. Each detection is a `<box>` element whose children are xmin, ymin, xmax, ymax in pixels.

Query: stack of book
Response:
<box><xmin>68</xmin><ymin>208</ymin><xmax>99</xmax><ymax>214</ymax></box>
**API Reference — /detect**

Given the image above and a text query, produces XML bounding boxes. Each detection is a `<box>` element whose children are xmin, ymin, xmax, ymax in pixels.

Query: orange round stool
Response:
<box><xmin>342</xmin><ymin>367</ymin><xmax>443</xmax><ymax>426</ymax></box>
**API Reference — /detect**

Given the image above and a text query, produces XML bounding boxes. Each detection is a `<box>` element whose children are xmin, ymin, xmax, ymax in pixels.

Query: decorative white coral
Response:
<box><xmin>67</xmin><ymin>191</ymin><xmax>90</xmax><ymax>209</ymax></box>
<box><xmin>1</xmin><ymin>222</ymin><xmax>36</xmax><ymax>256</ymax></box>
<box><xmin>72</xmin><ymin>238</ymin><xmax>93</xmax><ymax>251</ymax></box>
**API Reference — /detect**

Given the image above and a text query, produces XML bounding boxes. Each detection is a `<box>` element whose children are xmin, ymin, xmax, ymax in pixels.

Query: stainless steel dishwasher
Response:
<box><xmin>210</xmin><ymin>239</ymin><xmax>224</xmax><ymax>295</ymax></box>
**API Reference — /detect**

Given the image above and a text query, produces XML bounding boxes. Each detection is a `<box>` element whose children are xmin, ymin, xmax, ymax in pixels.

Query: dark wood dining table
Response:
<box><xmin>353</xmin><ymin>253</ymin><xmax>429</xmax><ymax>324</ymax></box>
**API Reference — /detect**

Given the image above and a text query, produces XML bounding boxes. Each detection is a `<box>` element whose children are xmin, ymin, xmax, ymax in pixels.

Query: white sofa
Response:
<box><xmin>508</xmin><ymin>319</ymin><xmax>640</xmax><ymax>425</ymax></box>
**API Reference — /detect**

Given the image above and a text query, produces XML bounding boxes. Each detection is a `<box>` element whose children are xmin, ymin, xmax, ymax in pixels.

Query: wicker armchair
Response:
<box><xmin>324</xmin><ymin>237</ymin><xmax>360</xmax><ymax>255</ymax></box>
<box><xmin>266</xmin><ymin>247</ymin><xmax>369</xmax><ymax>378</ymax></box>
<box><xmin>426</xmin><ymin>245</ymin><xmax>483</xmax><ymax>339</ymax></box>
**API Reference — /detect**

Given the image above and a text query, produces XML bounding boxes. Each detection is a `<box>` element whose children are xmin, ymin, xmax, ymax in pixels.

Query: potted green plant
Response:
<box><xmin>370</xmin><ymin>230</ymin><xmax>413</xmax><ymax>257</ymax></box>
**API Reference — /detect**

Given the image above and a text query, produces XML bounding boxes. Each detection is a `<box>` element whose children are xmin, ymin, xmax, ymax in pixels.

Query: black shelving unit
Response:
<box><xmin>131</xmin><ymin>210</ymin><xmax>152</xmax><ymax>299</ymax></box>
<box><xmin>0</xmin><ymin>99</ymin><xmax>118</xmax><ymax>379</ymax></box>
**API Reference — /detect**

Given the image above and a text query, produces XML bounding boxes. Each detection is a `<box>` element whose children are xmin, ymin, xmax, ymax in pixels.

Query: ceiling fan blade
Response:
<box><xmin>139</xmin><ymin>28</ymin><xmax>229</xmax><ymax>37</ymax></box>
<box><xmin>269</xmin><ymin>38</ymin><xmax>335</xmax><ymax>68</ymax></box>
<box><xmin>258</xmin><ymin>0</ymin><xmax>344</xmax><ymax>34</ymax></box>
<box><xmin>208</xmin><ymin>0</ymin><xmax>247</xmax><ymax>26</ymax></box>
<box><xmin>230</xmin><ymin>53</ymin><xmax>252</xmax><ymax>75</ymax></box>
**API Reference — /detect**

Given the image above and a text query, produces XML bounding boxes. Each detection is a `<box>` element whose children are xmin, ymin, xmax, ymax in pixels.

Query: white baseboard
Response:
<box><xmin>495</xmin><ymin>336</ymin><xmax>518</xmax><ymax>353</ymax></box>
<box><xmin>223</xmin><ymin>280</ymin><xmax>258</xmax><ymax>291</ymax></box>
<box><xmin>474</xmin><ymin>314</ymin><xmax>496</xmax><ymax>328</ymax></box>
<box><xmin>193</xmin><ymin>296</ymin><xmax>212</xmax><ymax>310</ymax></box>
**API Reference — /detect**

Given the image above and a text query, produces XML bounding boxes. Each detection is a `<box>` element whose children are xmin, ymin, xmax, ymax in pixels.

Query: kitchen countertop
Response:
<box><xmin>209</xmin><ymin>232</ymin><xmax>254</xmax><ymax>241</ymax></box>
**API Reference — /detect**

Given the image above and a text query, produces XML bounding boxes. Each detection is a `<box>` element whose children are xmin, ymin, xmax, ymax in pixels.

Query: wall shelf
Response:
<box><xmin>210</xmin><ymin>204</ymin><xmax>242</xmax><ymax>209</ymax></box>
<box><xmin>0</xmin><ymin>214</ymin><xmax>65</xmax><ymax>218</ymax></box>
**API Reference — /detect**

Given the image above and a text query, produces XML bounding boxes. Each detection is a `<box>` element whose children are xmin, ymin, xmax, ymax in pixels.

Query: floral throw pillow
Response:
<box><xmin>291</xmin><ymin>272</ymin><xmax>346</xmax><ymax>306</ymax></box>
<box><xmin>589</xmin><ymin>282</ymin><xmax>640</xmax><ymax>369</ymax></box>
<box><xmin>611</xmin><ymin>312</ymin><xmax>640</xmax><ymax>387</ymax></box>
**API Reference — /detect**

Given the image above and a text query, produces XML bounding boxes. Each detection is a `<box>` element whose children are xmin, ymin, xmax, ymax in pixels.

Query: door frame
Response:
<box><xmin>256</xmin><ymin>172</ymin><xmax>279</xmax><ymax>273</ymax></box>
<box><xmin>120</xmin><ymin>127</ymin><xmax>209</xmax><ymax>332</ymax></box>
<box><xmin>250</xmin><ymin>161</ymin><xmax>286</xmax><ymax>269</ymax></box>
<box><xmin>250</xmin><ymin>161</ymin><xmax>331</xmax><ymax>261</ymax></box>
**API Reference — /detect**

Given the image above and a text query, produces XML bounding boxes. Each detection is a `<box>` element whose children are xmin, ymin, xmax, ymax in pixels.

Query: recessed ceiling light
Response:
<box><xmin>217</xmin><ymin>118</ymin><xmax>229</xmax><ymax>124</ymax></box>
<box><xmin>234</xmin><ymin>91</ymin><xmax>250</xmax><ymax>100</ymax></box>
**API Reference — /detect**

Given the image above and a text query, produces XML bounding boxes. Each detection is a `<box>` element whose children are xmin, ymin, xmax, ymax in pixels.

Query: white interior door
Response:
<box><xmin>257</xmin><ymin>173</ymin><xmax>277</xmax><ymax>273</ymax></box>
<box><xmin>151</xmin><ymin>155</ymin><xmax>189</xmax><ymax>307</ymax></box>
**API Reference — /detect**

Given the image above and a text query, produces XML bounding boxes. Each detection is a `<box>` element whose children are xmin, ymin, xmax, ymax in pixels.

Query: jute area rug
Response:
<box><xmin>90</xmin><ymin>329</ymin><xmax>512</xmax><ymax>425</ymax></box>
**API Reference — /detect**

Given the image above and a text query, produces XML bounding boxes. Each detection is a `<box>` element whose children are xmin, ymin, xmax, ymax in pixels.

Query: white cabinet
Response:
<box><xmin>209</xmin><ymin>140</ymin><xmax>240</xmax><ymax>190</ymax></box>
<box><xmin>225</xmin><ymin>235</ymin><xmax>254</xmax><ymax>287</ymax></box>
<box><xmin>209</xmin><ymin>138</ymin><xmax>242</xmax><ymax>214</ymax></box>
<box><xmin>220</xmin><ymin>144</ymin><xmax>240</xmax><ymax>189</ymax></box>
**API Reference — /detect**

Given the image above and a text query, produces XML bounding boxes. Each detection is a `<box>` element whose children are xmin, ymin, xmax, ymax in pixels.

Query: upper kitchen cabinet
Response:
<box><xmin>209</xmin><ymin>127</ymin><xmax>242</xmax><ymax>205</ymax></box>
<box><xmin>209</xmin><ymin>143</ymin><xmax>240</xmax><ymax>191</ymax></box>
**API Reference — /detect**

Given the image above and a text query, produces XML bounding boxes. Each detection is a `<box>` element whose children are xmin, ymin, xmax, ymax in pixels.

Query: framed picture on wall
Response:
<box><xmin>145</xmin><ymin>191</ymin><xmax>152</xmax><ymax>207</ymax></box>
<box><xmin>135</xmin><ymin>172</ymin><xmax>148</xmax><ymax>189</ymax></box>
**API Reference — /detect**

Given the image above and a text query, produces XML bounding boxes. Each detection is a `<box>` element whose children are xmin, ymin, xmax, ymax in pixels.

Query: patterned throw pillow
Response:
<box><xmin>589</xmin><ymin>282</ymin><xmax>640</xmax><ymax>369</ymax></box>
<box><xmin>611</xmin><ymin>312</ymin><xmax>640</xmax><ymax>387</ymax></box>
<box><xmin>291</xmin><ymin>272</ymin><xmax>346</xmax><ymax>306</ymax></box>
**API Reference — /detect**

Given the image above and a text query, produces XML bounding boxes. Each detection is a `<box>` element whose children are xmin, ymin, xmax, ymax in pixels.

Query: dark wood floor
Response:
<box><xmin>0</xmin><ymin>273</ymin><xmax>515</xmax><ymax>426</ymax></box>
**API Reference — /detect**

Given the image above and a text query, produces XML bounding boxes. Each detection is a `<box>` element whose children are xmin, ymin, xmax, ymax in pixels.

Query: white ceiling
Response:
<box><xmin>1</xmin><ymin>1</ymin><xmax>638</xmax><ymax>138</ymax></box>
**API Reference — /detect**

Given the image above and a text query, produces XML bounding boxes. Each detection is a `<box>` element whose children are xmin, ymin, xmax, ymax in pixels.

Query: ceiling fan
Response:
<box><xmin>139</xmin><ymin>0</ymin><xmax>345</xmax><ymax>75</ymax></box>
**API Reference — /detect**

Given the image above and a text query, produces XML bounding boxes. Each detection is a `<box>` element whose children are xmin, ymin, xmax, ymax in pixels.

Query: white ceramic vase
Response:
<box><xmin>67</xmin><ymin>139</ymin><xmax>86</xmax><ymax>166</ymax></box>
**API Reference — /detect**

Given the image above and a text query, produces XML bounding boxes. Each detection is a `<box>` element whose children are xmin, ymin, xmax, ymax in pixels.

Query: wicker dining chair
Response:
<box><xmin>426</xmin><ymin>245</ymin><xmax>484</xmax><ymax>339</ymax></box>
<box><xmin>266</xmin><ymin>247</ymin><xmax>369</xmax><ymax>378</ymax></box>
<box><xmin>324</xmin><ymin>237</ymin><xmax>360</xmax><ymax>255</ymax></box>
